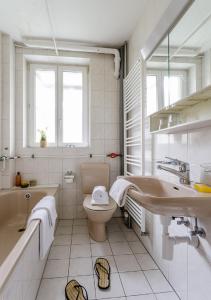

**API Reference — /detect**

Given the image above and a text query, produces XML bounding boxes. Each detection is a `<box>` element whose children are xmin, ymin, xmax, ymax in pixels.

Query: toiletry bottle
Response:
<box><xmin>15</xmin><ymin>172</ymin><xmax>21</xmax><ymax>187</ymax></box>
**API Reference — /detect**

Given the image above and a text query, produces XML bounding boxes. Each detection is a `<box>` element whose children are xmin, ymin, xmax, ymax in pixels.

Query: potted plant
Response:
<box><xmin>38</xmin><ymin>128</ymin><xmax>47</xmax><ymax>148</ymax></box>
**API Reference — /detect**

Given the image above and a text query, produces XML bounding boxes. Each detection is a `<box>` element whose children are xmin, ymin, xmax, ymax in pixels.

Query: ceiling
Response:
<box><xmin>0</xmin><ymin>0</ymin><xmax>148</xmax><ymax>47</ymax></box>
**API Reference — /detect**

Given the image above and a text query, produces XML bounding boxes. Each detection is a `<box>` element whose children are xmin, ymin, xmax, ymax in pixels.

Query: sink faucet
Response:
<box><xmin>157</xmin><ymin>156</ymin><xmax>190</xmax><ymax>185</ymax></box>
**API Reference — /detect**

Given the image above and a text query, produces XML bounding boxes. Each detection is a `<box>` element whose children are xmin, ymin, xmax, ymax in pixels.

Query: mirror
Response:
<box><xmin>146</xmin><ymin>36</ymin><xmax>169</xmax><ymax>116</ymax></box>
<box><xmin>146</xmin><ymin>0</ymin><xmax>211</xmax><ymax>116</ymax></box>
<box><xmin>169</xmin><ymin>0</ymin><xmax>211</xmax><ymax>104</ymax></box>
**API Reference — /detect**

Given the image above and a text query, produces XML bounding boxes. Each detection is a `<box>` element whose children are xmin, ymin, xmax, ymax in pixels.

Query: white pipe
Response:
<box><xmin>44</xmin><ymin>0</ymin><xmax>58</xmax><ymax>56</ymax></box>
<box><xmin>23</xmin><ymin>39</ymin><xmax>121</xmax><ymax>78</ymax></box>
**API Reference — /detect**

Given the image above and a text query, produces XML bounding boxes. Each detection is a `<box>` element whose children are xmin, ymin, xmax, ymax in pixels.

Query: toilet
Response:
<box><xmin>80</xmin><ymin>163</ymin><xmax>117</xmax><ymax>242</ymax></box>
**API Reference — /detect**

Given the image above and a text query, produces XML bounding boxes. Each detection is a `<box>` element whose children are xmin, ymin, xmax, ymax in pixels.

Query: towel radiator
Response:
<box><xmin>124</xmin><ymin>195</ymin><xmax>146</xmax><ymax>233</ymax></box>
<box><xmin>123</xmin><ymin>58</ymin><xmax>146</xmax><ymax>233</ymax></box>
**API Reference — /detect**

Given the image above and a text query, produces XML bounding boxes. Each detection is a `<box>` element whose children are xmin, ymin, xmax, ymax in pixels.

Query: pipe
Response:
<box><xmin>22</xmin><ymin>38</ymin><xmax>121</xmax><ymax>78</ymax></box>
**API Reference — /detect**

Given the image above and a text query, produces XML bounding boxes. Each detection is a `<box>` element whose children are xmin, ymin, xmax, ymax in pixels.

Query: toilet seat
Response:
<box><xmin>83</xmin><ymin>195</ymin><xmax>117</xmax><ymax>211</ymax></box>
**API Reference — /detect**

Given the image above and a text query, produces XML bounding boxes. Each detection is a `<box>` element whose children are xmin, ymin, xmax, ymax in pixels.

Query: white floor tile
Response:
<box><xmin>73</xmin><ymin>219</ymin><xmax>88</xmax><ymax>225</ymax></box>
<box><xmin>36</xmin><ymin>278</ymin><xmax>66</xmax><ymax>300</ymax></box>
<box><xmin>136</xmin><ymin>254</ymin><xmax>158</xmax><ymax>270</ymax></box>
<box><xmin>110</xmin><ymin>242</ymin><xmax>133</xmax><ymax>255</ymax></box>
<box><xmin>43</xmin><ymin>259</ymin><xmax>69</xmax><ymax>278</ymax></box>
<box><xmin>127</xmin><ymin>295</ymin><xmax>156</xmax><ymax>300</ymax></box>
<box><xmin>103</xmin><ymin>298</ymin><xmax>126</xmax><ymax>300</ymax></box>
<box><xmin>55</xmin><ymin>226</ymin><xmax>72</xmax><ymax>236</ymax></box>
<box><xmin>120</xmin><ymin>271</ymin><xmax>152</xmax><ymax>296</ymax></box>
<box><xmin>94</xmin><ymin>273</ymin><xmax>125</xmax><ymax>299</ymax></box>
<box><xmin>92</xmin><ymin>256</ymin><xmax>118</xmax><ymax>273</ymax></box>
<box><xmin>73</xmin><ymin>225</ymin><xmax>89</xmax><ymax>234</ymax></box>
<box><xmin>70</xmin><ymin>244</ymin><xmax>91</xmax><ymax>258</ymax></box>
<box><xmin>114</xmin><ymin>255</ymin><xmax>140</xmax><ymax>272</ymax></box>
<box><xmin>107</xmin><ymin>223</ymin><xmax>121</xmax><ymax>232</ymax></box>
<box><xmin>109</xmin><ymin>218</ymin><xmax>119</xmax><ymax>224</ymax></box>
<box><xmin>48</xmin><ymin>246</ymin><xmax>70</xmax><ymax>260</ymax></box>
<box><xmin>108</xmin><ymin>231</ymin><xmax>127</xmax><ymax>242</ymax></box>
<box><xmin>68</xmin><ymin>275</ymin><xmax>96</xmax><ymax>300</ymax></box>
<box><xmin>72</xmin><ymin>234</ymin><xmax>90</xmax><ymax>245</ymax></box>
<box><xmin>144</xmin><ymin>270</ymin><xmax>173</xmax><ymax>293</ymax></box>
<box><xmin>59</xmin><ymin>220</ymin><xmax>73</xmax><ymax>227</ymax></box>
<box><xmin>124</xmin><ymin>231</ymin><xmax>139</xmax><ymax>242</ymax></box>
<box><xmin>91</xmin><ymin>241</ymin><xmax>112</xmax><ymax>256</ymax></box>
<box><xmin>129</xmin><ymin>242</ymin><xmax>147</xmax><ymax>254</ymax></box>
<box><xmin>53</xmin><ymin>235</ymin><xmax>71</xmax><ymax>246</ymax></box>
<box><xmin>69</xmin><ymin>257</ymin><xmax>93</xmax><ymax>276</ymax></box>
<box><xmin>155</xmin><ymin>292</ymin><xmax>179</xmax><ymax>300</ymax></box>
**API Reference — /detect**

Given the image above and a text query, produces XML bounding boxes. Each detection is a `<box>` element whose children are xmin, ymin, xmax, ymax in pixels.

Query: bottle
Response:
<box><xmin>15</xmin><ymin>172</ymin><xmax>21</xmax><ymax>187</ymax></box>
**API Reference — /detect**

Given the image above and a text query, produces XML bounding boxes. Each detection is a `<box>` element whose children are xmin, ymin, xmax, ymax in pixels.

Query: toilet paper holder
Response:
<box><xmin>64</xmin><ymin>171</ymin><xmax>75</xmax><ymax>183</ymax></box>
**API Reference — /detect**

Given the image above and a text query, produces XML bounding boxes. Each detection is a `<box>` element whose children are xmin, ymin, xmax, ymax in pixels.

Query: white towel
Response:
<box><xmin>32</xmin><ymin>196</ymin><xmax>57</xmax><ymax>227</ymax></box>
<box><xmin>92</xmin><ymin>186</ymin><xmax>109</xmax><ymax>205</ymax></box>
<box><xmin>27</xmin><ymin>209</ymin><xmax>54</xmax><ymax>259</ymax></box>
<box><xmin>109</xmin><ymin>178</ymin><xmax>141</xmax><ymax>207</ymax></box>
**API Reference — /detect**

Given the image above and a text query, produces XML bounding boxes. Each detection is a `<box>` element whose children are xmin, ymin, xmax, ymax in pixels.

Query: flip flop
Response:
<box><xmin>65</xmin><ymin>279</ymin><xmax>88</xmax><ymax>300</ymax></box>
<box><xmin>94</xmin><ymin>257</ymin><xmax>110</xmax><ymax>289</ymax></box>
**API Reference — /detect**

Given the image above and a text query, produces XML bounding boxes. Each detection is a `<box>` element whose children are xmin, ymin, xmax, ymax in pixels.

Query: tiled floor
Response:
<box><xmin>36</xmin><ymin>218</ymin><xmax>180</xmax><ymax>300</ymax></box>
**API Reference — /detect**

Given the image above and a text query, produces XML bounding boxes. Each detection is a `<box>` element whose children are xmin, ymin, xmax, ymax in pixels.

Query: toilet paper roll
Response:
<box><xmin>92</xmin><ymin>186</ymin><xmax>109</xmax><ymax>205</ymax></box>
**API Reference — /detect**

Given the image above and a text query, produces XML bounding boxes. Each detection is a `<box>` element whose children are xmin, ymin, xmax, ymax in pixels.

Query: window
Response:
<box><xmin>147</xmin><ymin>70</ymin><xmax>187</xmax><ymax>116</ymax></box>
<box><xmin>28</xmin><ymin>64</ymin><xmax>88</xmax><ymax>147</ymax></box>
<box><xmin>147</xmin><ymin>75</ymin><xmax>158</xmax><ymax>115</ymax></box>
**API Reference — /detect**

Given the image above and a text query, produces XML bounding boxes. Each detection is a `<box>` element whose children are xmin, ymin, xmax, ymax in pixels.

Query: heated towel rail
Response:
<box><xmin>123</xmin><ymin>58</ymin><xmax>146</xmax><ymax>233</ymax></box>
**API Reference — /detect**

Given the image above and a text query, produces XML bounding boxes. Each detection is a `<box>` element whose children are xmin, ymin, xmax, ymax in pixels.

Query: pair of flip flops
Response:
<box><xmin>65</xmin><ymin>257</ymin><xmax>110</xmax><ymax>300</ymax></box>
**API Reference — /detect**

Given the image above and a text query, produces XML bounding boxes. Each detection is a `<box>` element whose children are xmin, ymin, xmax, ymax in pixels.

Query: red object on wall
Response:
<box><xmin>107</xmin><ymin>153</ymin><xmax>122</xmax><ymax>158</ymax></box>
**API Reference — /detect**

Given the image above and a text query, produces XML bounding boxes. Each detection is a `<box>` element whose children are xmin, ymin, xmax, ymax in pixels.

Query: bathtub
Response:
<box><xmin>0</xmin><ymin>185</ymin><xmax>59</xmax><ymax>300</ymax></box>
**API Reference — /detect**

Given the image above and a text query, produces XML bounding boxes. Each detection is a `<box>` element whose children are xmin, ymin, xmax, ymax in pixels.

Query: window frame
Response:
<box><xmin>147</xmin><ymin>69</ymin><xmax>187</xmax><ymax>115</ymax></box>
<box><xmin>28</xmin><ymin>63</ymin><xmax>89</xmax><ymax>148</ymax></box>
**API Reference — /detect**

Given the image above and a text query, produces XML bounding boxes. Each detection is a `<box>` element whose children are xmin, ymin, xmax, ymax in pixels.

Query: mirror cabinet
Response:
<box><xmin>147</xmin><ymin>0</ymin><xmax>211</xmax><ymax>133</ymax></box>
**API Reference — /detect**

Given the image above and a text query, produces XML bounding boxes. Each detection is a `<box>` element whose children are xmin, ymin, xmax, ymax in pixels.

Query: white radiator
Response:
<box><xmin>124</xmin><ymin>195</ymin><xmax>146</xmax><ymax>233</ymax></box>
<box><xmin>123</xmin><ymin>58</ymin><xmax>146</xmax><ymax>233</ymax></box>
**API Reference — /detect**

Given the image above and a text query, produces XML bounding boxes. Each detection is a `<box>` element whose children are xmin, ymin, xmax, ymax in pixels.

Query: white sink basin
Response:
<box><xmin>124</xmin><ymin>176</ymin><xmax>211</xmax><ymax>217</ymax></box>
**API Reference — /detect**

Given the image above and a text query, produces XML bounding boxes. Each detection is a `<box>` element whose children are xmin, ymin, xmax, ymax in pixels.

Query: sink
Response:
<box><xmin>124</xmin><ymin>176</ymin><xmax>211</xmax><ymax>217</ymax></box>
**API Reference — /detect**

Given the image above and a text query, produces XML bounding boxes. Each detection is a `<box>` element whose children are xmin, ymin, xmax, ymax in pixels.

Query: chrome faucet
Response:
<box><xmin>157</xmin><ymin>156</ymin><xmax>190</xmax><ymax>185</ymax></box>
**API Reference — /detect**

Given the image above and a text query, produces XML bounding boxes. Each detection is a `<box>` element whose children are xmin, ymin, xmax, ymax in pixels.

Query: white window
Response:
<box><xmin>147</xmin><ymin>69</ymin><xmax>187</xmax><ymax>116</ymax></box>
<box><xmin>28</xmin><ymin>64</ymin><xmax>89</xmax><ymax>147</ymax></box>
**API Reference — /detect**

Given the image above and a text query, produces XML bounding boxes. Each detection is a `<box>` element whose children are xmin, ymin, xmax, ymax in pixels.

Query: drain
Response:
<box><xmin>18</xmin><ymin>228</ymin><xmax>26</xmax><ymax>232</ymax></box>
<box><xmin>24</xmin><ymin>193</ymin><xmax>32</xmax><ymax>200</ymax></box>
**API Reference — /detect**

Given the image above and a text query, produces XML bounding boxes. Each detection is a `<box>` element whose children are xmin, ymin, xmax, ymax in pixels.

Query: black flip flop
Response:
<box><xmin>94</xmin><ymin>257</ymin><xmax>110</xmax><ymax>289</ymax></box>
<box><xmin>65</xmin><ymin>279</ymin><xmax>88</xmax><ymax>300</ymax></box>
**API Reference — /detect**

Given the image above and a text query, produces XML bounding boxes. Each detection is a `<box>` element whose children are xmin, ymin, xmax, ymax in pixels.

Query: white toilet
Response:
<box><xmin>80</xmin><ymin>163</ymin><xmax>117</xmax><ymax>242</ymax></box>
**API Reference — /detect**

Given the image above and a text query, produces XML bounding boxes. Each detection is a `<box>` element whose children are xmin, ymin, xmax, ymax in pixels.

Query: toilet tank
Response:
<box><xmin>80</xmin><ymin>163</ymin><xmax>110</xmax><ymax>194</ymax></box>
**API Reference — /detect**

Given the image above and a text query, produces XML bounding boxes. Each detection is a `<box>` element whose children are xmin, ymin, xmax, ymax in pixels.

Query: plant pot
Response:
<box><xmin>40</xmin><ymin>140</ymin><xmax>47</xmax><ymax>148</ymax></box>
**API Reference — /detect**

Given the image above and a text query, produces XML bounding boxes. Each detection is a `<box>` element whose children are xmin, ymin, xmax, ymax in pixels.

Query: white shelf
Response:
<box><xmin>151</xmin><ymin>118</ymin><xmax>211</xmax><ymax>134</ymax></box>
<box><xmin>149</xmin><ymin>84</ymin><xmax>211</xmax><ymax>118</ymax></box>
<box><xmin>149</xmin><ymin>84</ymin><xmax>211</xmax><ymax>133</ymax></box>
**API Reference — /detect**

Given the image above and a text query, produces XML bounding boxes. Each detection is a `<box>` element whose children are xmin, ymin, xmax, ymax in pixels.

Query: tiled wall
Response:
<box><xmin>127</xmin><ymin>2</ymin><xmax>211</xmax><ymax>299</ymax></box>
<box><xmin>0</xmin><ymin>33</ymin><xmax>16</xmax><ymax>189</ymax></box>
<box><xmin>128</xmin><ymin>0</ymin><xmax>171</xmax><ymax>71</ymax></box>
<box><xmin>135</xmin><ymin>126</ymin><xmax>211</xmax><ymax>300</ymax></box>
<box><xmin>14</xmin><ymin>47</ymin><xmax>121</xmax><ymax>219</ymax></box>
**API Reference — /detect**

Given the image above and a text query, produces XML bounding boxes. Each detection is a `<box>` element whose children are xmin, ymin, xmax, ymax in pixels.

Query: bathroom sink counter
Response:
<box><xmin>124</xmin><ymin>176</ymin><xmax>211</xmax><ymax>217</ymax></box>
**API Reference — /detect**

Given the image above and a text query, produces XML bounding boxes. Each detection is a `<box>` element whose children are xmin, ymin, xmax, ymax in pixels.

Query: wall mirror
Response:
<box><xmin>146</xmin><ymin>0</ymin><xmax>211</xmax><ymax>117</ymax></box>
<box><xmin>146</xmin><ymin>36</ymin><xmax>169</xmax><ymax>116</ymax></box>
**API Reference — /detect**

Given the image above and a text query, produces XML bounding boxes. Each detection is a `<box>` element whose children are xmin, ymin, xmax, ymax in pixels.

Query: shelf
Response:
<box><xmin>149</xmin><ymin>83</ymin><xmax>211</xmax><ymax>133</ymax></box>
<box><xmin>151</xmin><ymin>118</ymin><xmax>211</xmax><ymax>134</ymax></box>
<box><xmin>149</xmin><ymin>84</ymin><xmax>211</xmax><ymax>118</ymax></box>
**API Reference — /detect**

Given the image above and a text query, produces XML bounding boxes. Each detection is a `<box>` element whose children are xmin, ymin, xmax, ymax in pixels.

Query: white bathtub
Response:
<box><xmin>0</xmin><ymin>185</ymin><xmax>59</xmax><ymax>300</ymax></box>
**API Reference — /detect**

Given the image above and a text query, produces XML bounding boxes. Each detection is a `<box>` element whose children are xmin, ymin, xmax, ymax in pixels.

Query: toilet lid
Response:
<box><xmin>83</xmin><ymin>195</ymin><xmax>117</xmax><ymax>211</ymax></box>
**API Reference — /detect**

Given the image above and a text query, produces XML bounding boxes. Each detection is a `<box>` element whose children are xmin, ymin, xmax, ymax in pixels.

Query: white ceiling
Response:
<box><xmin>0</xmin><ymin>0</ymin><xmax>148</xmax><ymax>47</ymax></box>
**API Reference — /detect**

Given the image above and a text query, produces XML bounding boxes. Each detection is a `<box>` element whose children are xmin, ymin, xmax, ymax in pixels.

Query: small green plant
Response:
<box><xmin>38</xmin><ymin>128</ymin><xmax>48</xmax><ymax>147</ymax></box>
<box><xmin>38</xmin><ymin>128</ymin><xmax>47</xmax><ymax>141</ymax></box>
